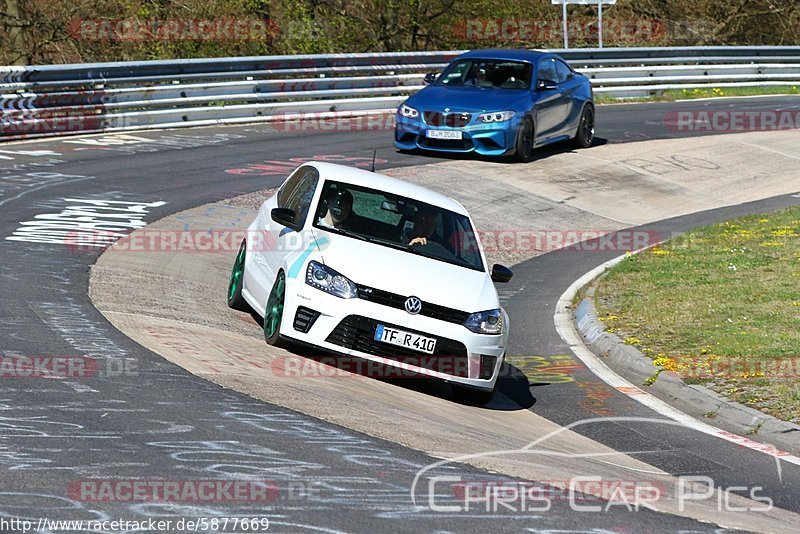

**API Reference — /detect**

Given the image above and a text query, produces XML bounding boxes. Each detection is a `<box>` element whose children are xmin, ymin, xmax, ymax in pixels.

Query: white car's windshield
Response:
<box><xmin>437</xmin><ymin>59</ymin><xmax>532</xmax><ymax>90</ymax></box>
<box><xmin>313</xmin><ymin>180</ymin><xmax>484</xmax><ymax>272</ymax></box>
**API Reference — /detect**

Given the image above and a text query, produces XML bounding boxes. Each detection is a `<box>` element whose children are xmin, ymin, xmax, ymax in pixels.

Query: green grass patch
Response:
<box><xmin>594</xmin><ymin>207</ymin><xmax>800</xmax><ymax>424</ymax></box>
<box><xmin>595</xmin><ymin>95</ymin><xmax>664</xmax><ymax>105</ymax></box>
<box><xmin>667</xmin><ymin>85</ymin><xmax>800</xmax><ymax>100</ymax></box>
<box><xmin>596</xmin><ymin>85</ymin><xmax>800</xmax><ymax>105</ymax></box>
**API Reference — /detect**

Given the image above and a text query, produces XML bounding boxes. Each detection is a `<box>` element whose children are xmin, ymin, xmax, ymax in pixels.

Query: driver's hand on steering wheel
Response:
<box><xmin>409</xmin><ymin>236</ymin><xmax>428</xmax><ymax>246</ymax></box>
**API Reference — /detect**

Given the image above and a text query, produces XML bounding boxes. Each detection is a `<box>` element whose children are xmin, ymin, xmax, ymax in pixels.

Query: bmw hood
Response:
<box><xmin>406</xmin><ymin>85</ymin><xmax>529</xmax><ymax>113</ymax></box>
<box><xmin>311</xmin><ymin>230</ymin><xmax>499</xmax><ymax>314</ymax></box>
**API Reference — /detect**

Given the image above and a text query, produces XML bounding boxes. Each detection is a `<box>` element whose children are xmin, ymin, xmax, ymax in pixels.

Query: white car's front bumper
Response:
<box><xmin>278</xmin><ymin>277</ymin><xmax>507</xmax><ymax>391</ymax></box>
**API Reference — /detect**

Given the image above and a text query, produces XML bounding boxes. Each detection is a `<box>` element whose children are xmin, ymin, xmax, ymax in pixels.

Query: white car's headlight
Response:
<box><xmin>478</xmin><ymin>111</ymin><xmax>516</xmax><ymax>123</ymax></box>
<box><xmin>399</xmin><ymin>104</ymin><xmax>420</xmax><ymax>119</ymax></box>
<box><xmin>463</xmin><ymin>309</ymin><xmax>504</xmax><ymax>335</ymax></box>
<box><xmin>305</xmin><ymin>261</ymin><xmax>357</xmax><ymax>299</ymax></box>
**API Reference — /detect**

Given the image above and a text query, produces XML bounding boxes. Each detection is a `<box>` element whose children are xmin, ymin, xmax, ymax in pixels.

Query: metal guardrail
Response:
<box><xmin>2</xmin><ymin>46</ymin><xmax>799</xmax><ymax>140</ymax></box>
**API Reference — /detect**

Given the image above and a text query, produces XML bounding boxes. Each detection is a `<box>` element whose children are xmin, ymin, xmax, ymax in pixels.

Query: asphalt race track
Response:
<box><xmin>1</xmin><ymin>96</ymin><xmax>799</xmax><ymax>533</ymax></box>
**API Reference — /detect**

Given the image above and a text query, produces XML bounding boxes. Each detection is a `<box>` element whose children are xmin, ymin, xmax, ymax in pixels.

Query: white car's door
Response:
<box><xmin>245</xmin><ymin>166</ymin><xmax>319</xmax><ymax>310</ymax></box>
<box><xmin>265</xmin><ymin>165</ymin><xmax>320</xmax><ymax>282</ymax></box>
<box><xmin>246</xmin><ymin>196</ymin><xmax>278</xmax><ymax>308</ymax></box>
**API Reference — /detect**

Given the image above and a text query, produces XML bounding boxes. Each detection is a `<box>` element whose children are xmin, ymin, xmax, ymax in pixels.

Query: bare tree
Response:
<box><xmin>2</xmin><ymin>0</ymin><xmax>26</xmax><ymax>64</ymax></box>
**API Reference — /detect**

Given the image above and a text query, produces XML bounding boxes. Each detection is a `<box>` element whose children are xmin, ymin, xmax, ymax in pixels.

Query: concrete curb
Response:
<box><xmin>575</xmin><ymin>285</ymin><xmax>800</xmax><ymax>452</ymax></box>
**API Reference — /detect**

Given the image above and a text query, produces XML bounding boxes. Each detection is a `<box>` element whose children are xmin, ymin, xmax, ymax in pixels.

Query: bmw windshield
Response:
<box><xmin>436</xmin><ymin>59</ymin><xmax>533</xmax><ymax>90</ymax></box>
<box><xmin>313</xmin><ymin>180</ymin><xmax>484</xmax><ymax>272</ymax></box>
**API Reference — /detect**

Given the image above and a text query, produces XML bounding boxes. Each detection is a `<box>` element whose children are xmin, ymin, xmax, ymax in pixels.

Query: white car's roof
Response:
<box><xmin>306</xmin><ymin>161</ymin><xmax>469</xmax><ymax>216</ymax></box>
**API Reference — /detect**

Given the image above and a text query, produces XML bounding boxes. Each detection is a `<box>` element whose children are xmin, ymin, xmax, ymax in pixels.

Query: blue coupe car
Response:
<box><xmin>394</xmin><ymin>49</ymin><xmax>595</xmax><ymax>162</ymax></box>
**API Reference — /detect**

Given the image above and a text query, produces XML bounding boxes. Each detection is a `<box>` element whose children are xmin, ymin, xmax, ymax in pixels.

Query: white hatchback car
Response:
<box><xmin>227</xmin><ymin>161</ymin><xmax>513</xmax><ymax>402</ymax></box>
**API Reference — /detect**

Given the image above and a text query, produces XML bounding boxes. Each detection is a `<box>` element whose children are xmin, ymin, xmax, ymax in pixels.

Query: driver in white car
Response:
<box><xmin>403</xmin><ymin>206</ymin><xmax>438</xmax><ymax>246</ymax></box>
<box><xmin>319</xmin><ymin>187</ymin><xmax>354</xmax><ymax>227</ymax></box>
<box><xmin>318</xmin><ymin>186</ymin><xmax>371</xmax><ymax>234</ymax></box>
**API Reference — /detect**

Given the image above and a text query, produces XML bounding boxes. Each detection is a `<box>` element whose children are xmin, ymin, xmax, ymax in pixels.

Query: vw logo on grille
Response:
<box><xmin>404</xmin><ymin>296</ymin><xmax>422</xmax><ymax>315</ymax></box>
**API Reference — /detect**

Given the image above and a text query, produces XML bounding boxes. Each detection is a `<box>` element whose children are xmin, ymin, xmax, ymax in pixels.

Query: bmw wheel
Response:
<box><xmin>264</xmin><ymin>271</ymin><xmax>287</xmax><ymax>347</ymax></box>
<box><xmin>513</xmin><ymin>117</ymin><xmax>535</xmax><ymax>163</ymax></box>
<box><xmin>573</xmin><ymin>105</ymin><xmax>595</xmax><ymax>149</ymax></box>
<box><xmin>227</xmin><ymin>239</ymin><xmax>250</xmax><ymax>312</ymax></box>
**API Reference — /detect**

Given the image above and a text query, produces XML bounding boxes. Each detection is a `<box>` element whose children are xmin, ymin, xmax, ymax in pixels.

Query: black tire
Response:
<box><xmin>452</xmin><ymin>384</ymin><xmax>495</xmax><ymax>406</ymax></box>
<box><xmin>263</xmin><ymin>271</ymin><xmax>287</xmax><ymax>347</ymax></box>
<box><xmin>227</xmin><ymin>239</ymin><xmax>250</xmax><ymax>312</ymax></box>
<box><xmin>512</xmin><ymin>116</ymin><xmax>535</xmax><ymax>163</ymax></box>
<box><xmin>573</xmin><ymin>105</ymin><xmax>595</xmax><ymax>149</ymax></box>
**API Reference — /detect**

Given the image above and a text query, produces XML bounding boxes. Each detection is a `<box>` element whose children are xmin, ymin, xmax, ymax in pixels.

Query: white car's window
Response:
<box><xmin>451</xmin><ymin>215</ymin><xmax>483</xmax><ymax>271</ymax></box>
<box><xmin>313</xmin><ymin>180</ymin><xmax>484</xmax><ymax>272</ymax></box>
<box><xmin>277</xmin><ymin>166</ymin><xmax>307</xmax><ymax>207</ymax></box>
<box><xmin>278</xmin><ymin>166</ymin><xmax>319</xmax><ymax>227</ymax></box>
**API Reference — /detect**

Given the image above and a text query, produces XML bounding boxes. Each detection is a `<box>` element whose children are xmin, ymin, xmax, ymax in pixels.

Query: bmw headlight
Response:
<box><xmin>478</xmin><ymin>111</ymin><xmax>516</xmax><ymax>123</ymax></box>
<box><xmin>463</xmin><ymin>309</ymin><xmax>504</xmax><ymax>335</ymax></box>
<box><xmin>305</xmin><ymin>261</ymin><xmax>357</xmax><ymax>299</ymax></box>
<box><xmin>399</xmin><ymin>104</ymin><xmax>420</xmax><ymax>119</ymax></box>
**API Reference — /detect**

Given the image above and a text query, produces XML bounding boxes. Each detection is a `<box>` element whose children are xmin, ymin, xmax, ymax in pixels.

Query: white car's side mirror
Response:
<box><xmin>271</xmin><ymin>207</ymin><xmax>300</xmax><ymax>231</ymax></box>
<box><xmin>491</xmin><ymin>264</ymin><xmax>513</xmax><ymax>283</ymax></box>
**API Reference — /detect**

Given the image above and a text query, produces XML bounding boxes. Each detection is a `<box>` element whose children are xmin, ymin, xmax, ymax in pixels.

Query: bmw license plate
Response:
<box><xmin>374</xmin><ymin>324</ymin><xmax>437</xmax><ymax>354</ymax></box>
<box><xmin>426</xmin><ymin>130</ymin><xmax>462</xmax><ymax>140</ymax></box>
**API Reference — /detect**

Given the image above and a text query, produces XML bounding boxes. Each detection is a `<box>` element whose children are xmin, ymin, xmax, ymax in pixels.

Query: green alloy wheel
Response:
<box><xmin>227</xmin><ymin>240</ymin><xmax>250</xmax><ymax>312</ymax></box>
<box><xmin>264</xmin><ymin>271</ymin><xmax>287</xmax><ymax>347</ymax></box>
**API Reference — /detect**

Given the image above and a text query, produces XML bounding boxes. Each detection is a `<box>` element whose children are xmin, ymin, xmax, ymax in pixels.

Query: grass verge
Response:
<box><xmin>594</xmin><ymin>207</ymin><xmax>800</xmax><ymax>424</ymax></box>
<box><xmin>596</xmin><ymin>85</ymin><xmax>800</xmax><ymax>104</ymax></box>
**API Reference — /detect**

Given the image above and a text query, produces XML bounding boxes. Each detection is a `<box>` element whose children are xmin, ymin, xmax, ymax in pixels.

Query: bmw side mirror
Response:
<box><xmin>423</xmin><ymin>72</ymin><xmax>438</xmax><ymax>85</ymax></box>
<box><xmin>537</xmin><ymin>79</ymin><xmax>558</xmax><ymax>91</ymax></box>
<box><xmin>491</xmin><ymin>264</ymin><xmax>513</xmax><ymax>283</ymax></box>
<box><xmin>271</xmin><ymin>207</ymin><xmax>299</xmax><ymax>231</ymax></box>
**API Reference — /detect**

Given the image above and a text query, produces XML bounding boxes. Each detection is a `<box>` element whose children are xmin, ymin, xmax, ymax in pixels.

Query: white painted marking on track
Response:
<box><xmin>732</xmin><ymin>139</ymin><xmax>800</xmax><ymax>162</ymax></box>
<box><xmin>0</xmin><ymin>176</ymin><xmax>96</xmax><ymax>208</ymax></box>
<box><xmin>63</xmin><ymin>382</ymin><xmax>99</xmax><ymax>393</ymax></box>
<box><xmin>554</xmin><ymin>249</ymin><xmax>800</xmax><ymax>476</ymax></box>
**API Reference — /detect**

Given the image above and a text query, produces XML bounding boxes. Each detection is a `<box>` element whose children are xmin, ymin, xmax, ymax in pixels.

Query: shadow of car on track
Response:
<box><xmin>398</xmin><ymin>137</ymin><xmax>608</xmax><ymax>165</ymax></box>
<box><xmin>290</xmin><ymin>345</ymin><xmax>535</xmax><ymax>411</ymax></box>
<box><xmin>248</xmin><ymin>307</ymin><xmax>535</xmax><ymax>411</ymax></box>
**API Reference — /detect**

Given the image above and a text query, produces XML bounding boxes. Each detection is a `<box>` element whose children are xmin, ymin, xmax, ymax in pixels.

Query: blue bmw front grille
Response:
<box><xmin>423</xmin><ymin>111</ymin><xmax>471</xmax><ymax>127</ymax></box>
